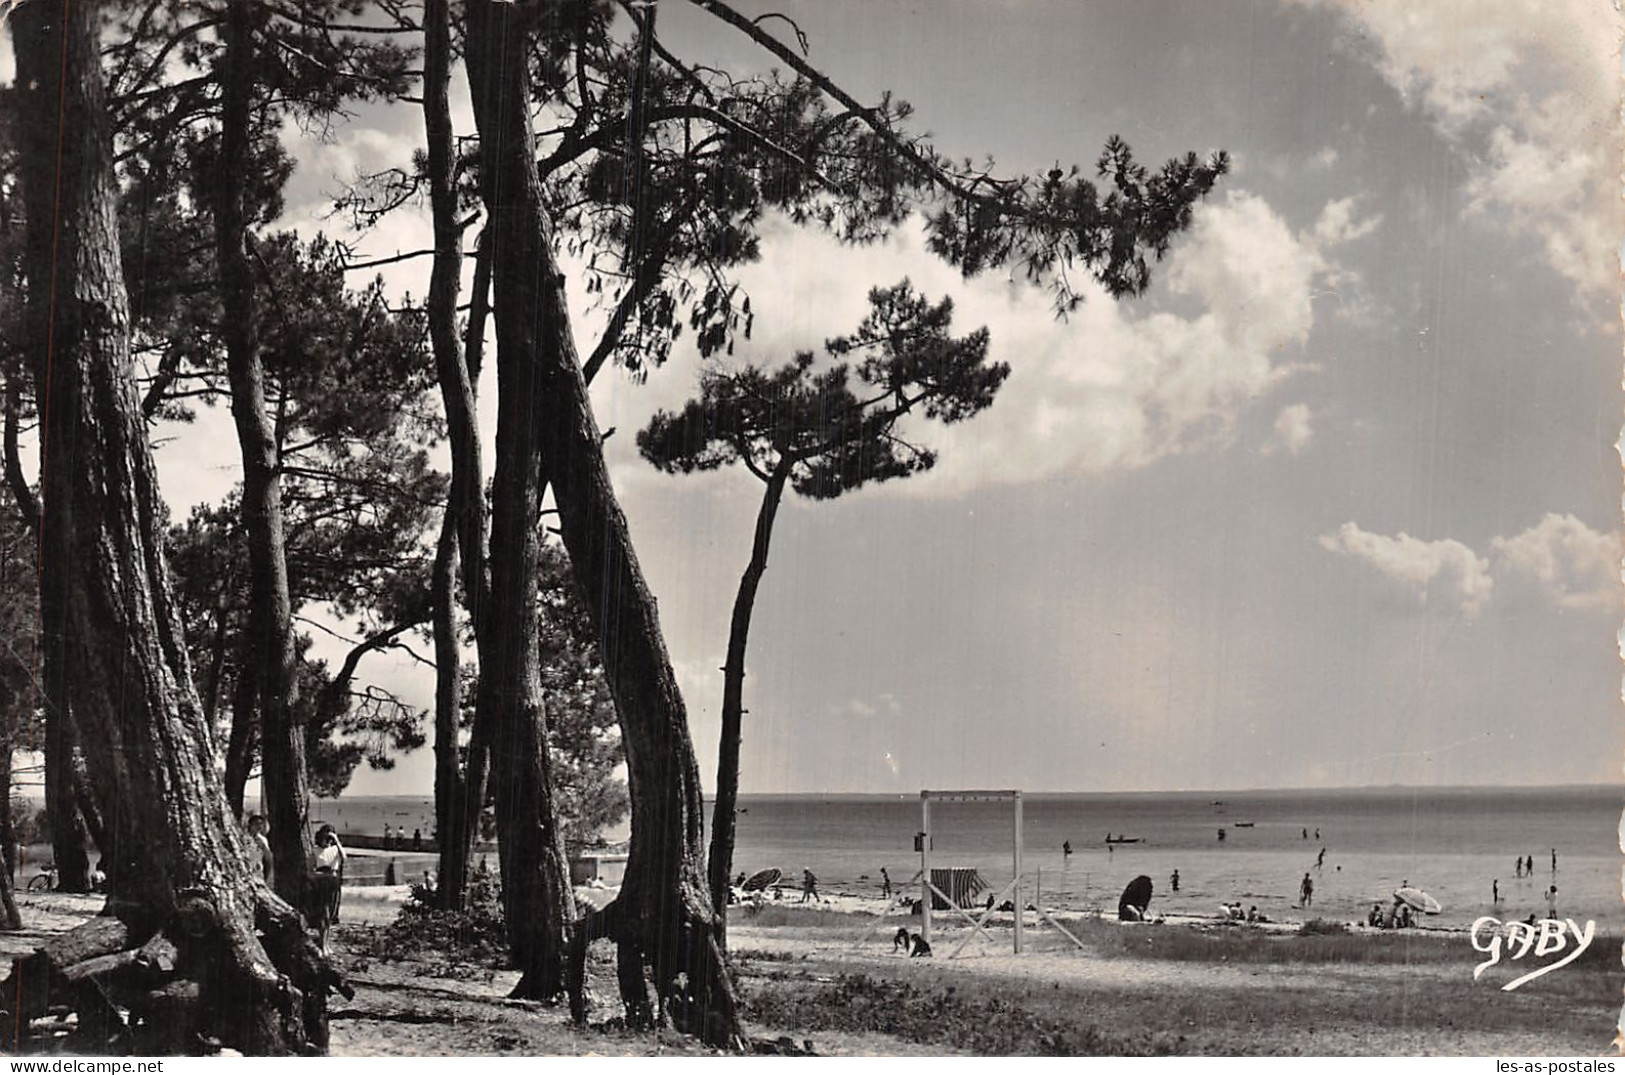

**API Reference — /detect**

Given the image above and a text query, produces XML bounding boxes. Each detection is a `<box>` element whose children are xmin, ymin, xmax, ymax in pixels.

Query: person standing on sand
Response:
<box><xmin>881</xmin><ymin>867</ymin><xmax>892</xmax><ymax>899</ymax></box>
<box><xmin>1492</xmin><ymin>879</ymin><xmax>1499</xmax><ymax>904</ymax></box>
<box><xmin>800</xmin><ymin>868</ymin><xmax>819</xmax><ymax>903</ymax></box>
<box><xmin>1063</xmin><ymin>840</ymin><xmax>1072</xmax><ymax>858</ymax></box>
<box><xmin>1170</xmin><ymin>869</ymin><xmax>1180</xmax><ymax>893</ymax></box>
<box><xmin>1551</xmin><ymin>848</ymin><xmax>1557</xmax><ymax>873</ymax></box>
<box><xmin>1546</xmin><ymin>885</ymin><xmax>1557</xmax><ymax>919</ymax></box>
<box><xmin>1299</xmin><ymin>873</ymin><xmax>1313</xmax><ymax>907</ymax></box>
<box><xmin>1514</xmin><ymin>857</ymin><xmax>1522</xmax><ymax>879</ymax></box>
<box><xmin>310</xmin><ymin>825</ymin><xmax>346</xmax><ymax>950</ymax></box>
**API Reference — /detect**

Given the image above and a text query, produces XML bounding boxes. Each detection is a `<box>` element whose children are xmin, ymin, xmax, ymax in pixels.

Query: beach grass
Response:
<box><xmin>736</xmin><ymin>904</ymin><xmax>873</xmax><ymax>929</ymax></box>
<box><xmin>729</xmin><ymin>904</ymin><xmax>1624</xmax><ymax>1055</ymax></box>
<box><xmin>744</xmin><ymin>971</ymin><xmax>1191</xmax><ymax>1056</ymax></box>
<box><xmin>1072</xmin><ymin>919</ymin><xmax>1468</xmax><ymax>966</ymax></box>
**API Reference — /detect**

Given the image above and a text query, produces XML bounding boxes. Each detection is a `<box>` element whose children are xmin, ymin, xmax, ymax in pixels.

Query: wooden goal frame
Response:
<box><xmin>858</xmin><ymin>788</ymin><xmax>1085</xmax><ymax>957</ymax></box>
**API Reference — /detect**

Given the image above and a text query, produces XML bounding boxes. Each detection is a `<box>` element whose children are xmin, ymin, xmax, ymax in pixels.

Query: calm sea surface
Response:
<box><xmin>320</xmin><ymin>785</ymin><xmax>1623</xmax><ymax>931</ymax></box>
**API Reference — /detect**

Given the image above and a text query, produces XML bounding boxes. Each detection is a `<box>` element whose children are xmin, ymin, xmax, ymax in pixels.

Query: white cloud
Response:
<box><xmin>604</xmin><ymin>190</ymin><xmax>1369</xmax><ymax>495</ymax></box>
<box><xmin>825</xmin><ymin>694</ymin><xmax>902</xmax><ymax>719</ymax></box>
<box><xmin>1320</xmin><ymin>515</ymin><xmax>1620</xmax><ymax>616</ymax></box>
<box><xmin>1312</xmin><ymin>197</ymin><xmax>1382</xmax><ymax>248</ymax></box>
<box><xmin>902</xmin><ymin>190</ymin><xmax>1363</xmax><ymax>490</ymax></box>
<box><xmin>1266</xmin><ymin>403</ymin><xmax>1314</xmax><ymax>456</ymax></box>
<box><xmin>1490</xmin><ymin>513</ymin><xmax>1619</xmax><ymax>610</ymax></box>
<box><xmin>1297</xmin><ymin>0</ymin><xmax>1622</xmax><ymax>296</ymax></box>
<box><xmin>606</xmin><ymin>191</ymin><xmax>1361</xmax><ymax>497</ymax></box>
<box><xmin>1318</xmin><ymin>522</ymin><xmax>1494</xmax><ymax>616</ymax></box>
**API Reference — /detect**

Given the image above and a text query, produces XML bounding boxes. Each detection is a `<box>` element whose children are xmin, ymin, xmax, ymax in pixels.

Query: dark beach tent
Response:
<box><xmin>1119</xmin><ymin>874</ymin><xmax>1154</xmax><ymax>921</ymax></box>
<box><xmin>742</xmin><ymin>867</ymin><xmax>781</xmax><ymax>892</ymax></box>
<box><xmin>928</xmin><ymin>867</ymin><xmax>990</xmax><ymax>911</ymax></box>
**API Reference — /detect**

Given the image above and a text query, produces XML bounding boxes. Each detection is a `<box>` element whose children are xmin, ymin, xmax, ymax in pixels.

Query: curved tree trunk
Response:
<box><xmin>214</xmin><ymin>1</ymin><xmax>311</xmax><ymax>909</ymax></box>
<box><xmin>9</xmin><ymin>2</ymin><xmax>339</xmax><ymax>1053</ymax></box>
<box><xmin>463</xmin><ymin>0</ymin><xmax>578</xmax><ymax>999</ymax></box>
<box><xmin>708</xmin><ymin>466</ymin><xmax>789</xmax><ymax>941</ymax></box>
<box><xmin>465</xmin><ymin>0</ymin><xmax>737</xmax><ymax>1045</ymax></box>
<box><xmin>424</xmin><ymin>0</ymin><xmax>492</xmax><ymax>913</ymax></box>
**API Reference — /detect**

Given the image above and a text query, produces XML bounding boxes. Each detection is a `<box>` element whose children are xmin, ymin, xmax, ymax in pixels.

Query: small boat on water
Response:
<box><xmin>1104</xmin><ymin>835</ymin><xmax>1142</xmax><ymax>844</ymax></box>
<box><xmin>1232</xmin><ymin>822</ymin><xmax>1255</xmax><ymax>828</ymax></box>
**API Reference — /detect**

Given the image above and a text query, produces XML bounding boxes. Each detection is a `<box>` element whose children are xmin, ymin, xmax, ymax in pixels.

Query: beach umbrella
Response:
<box><xmin>1393</xmin><ymin>886</ymin><xmax>1442</xmax><ymax>914</ymax></box>
<box><xmin>742</xmin><ymin>867</ymin><xmax>782</xmax><ymax>892</ymax></box>
<box><xmin>1118</xmin><ymin>875</ymin><xmax>1154</xmax><ymax>921</ymax></box>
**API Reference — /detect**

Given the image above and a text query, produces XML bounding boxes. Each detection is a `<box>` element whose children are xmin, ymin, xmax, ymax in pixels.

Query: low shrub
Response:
<box><xmin>358</xmin><ymin>861</ymin><xmax>509</xmax><ymax>973</ymax></box>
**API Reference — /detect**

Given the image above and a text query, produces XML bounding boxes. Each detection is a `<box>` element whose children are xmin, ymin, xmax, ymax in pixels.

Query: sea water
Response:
<box><xmin>316</xmin><ymin>785</ymin><xmax>1623</xmax><ymax>931</ymax></box>
<box><xmin>726</xmin><ymin>786</ymin><xmax>1624</xmax><ymax>931</ymax></box>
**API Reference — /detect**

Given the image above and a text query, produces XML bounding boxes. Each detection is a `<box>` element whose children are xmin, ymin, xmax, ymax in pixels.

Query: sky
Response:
<box><xmin>10</xmin><ymin>1</ymin><xmax>1621</xmax><ymax>797</ymax></box>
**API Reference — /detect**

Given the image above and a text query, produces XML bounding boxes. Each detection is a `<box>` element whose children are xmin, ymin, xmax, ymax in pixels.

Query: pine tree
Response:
<box><xmin>639</xmin><ymin>281</ymin><xmax>1007</xmax><ymax>941</ymax></box>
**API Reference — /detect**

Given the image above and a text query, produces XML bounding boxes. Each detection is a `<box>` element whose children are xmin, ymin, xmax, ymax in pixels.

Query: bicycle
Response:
<box><xmin>25</xmin><ymin>862</ymin><xmax>57</xmax><ymax>893</ymax></box>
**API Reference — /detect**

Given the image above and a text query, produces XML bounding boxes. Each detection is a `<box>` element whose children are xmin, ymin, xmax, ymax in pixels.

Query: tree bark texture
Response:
<box><xmin>0</xmin><ymin>745</ymin><xmax>12</xmax><ymax>882</ymax></box>
<box><xmin>72</xmin><ymin>747</ymin><xmax>108</xmax><ymax>854</ymax></box>
<box><xmin>36</xmin><ymin>431</ymin><xmax>92</xmax><ymax>892</ymax></box>
<box><xmin>223</xmin><ymin>634</ymin><xmax>259</xmax><ymax>817</ymax></box>
<box><xmin>463</xmin><ymin>0</ymin><xmax>578</xmax><ymax>1000</ymax></box>
<box><xmin>214</xmin><ymin>1</ymin><xmax>312</xmax><ymax>907</ymax></box>
<box><xmin>464</xmin><ymin>0</ymin><xmax>738</xmax><ymax>1044</ymax></box>
<box><xmin>424</xmin><ymin>0</ymin><xmax>490</xmax><ymax>913</ymax></box>
<box><xmin>10</xmin><ymin>1</ymin><xmax>336</xmax><ymax>1052</ymax></box>
<box><xmin>0</xmin><ymin>855</ymin><xmax>17</xmax><ymax>931</ymax></box>
<box><xmin>708</xmin><ymin>465</ymin><xmax>789</xmax><ymax>942</ymax></box>
<box><xmin>0</xmin><ymin>746</ymin><xmax>19</xmax><ymax>925</ymax></box>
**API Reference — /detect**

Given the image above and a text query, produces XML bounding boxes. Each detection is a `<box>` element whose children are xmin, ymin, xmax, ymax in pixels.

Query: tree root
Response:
<box><xmin>563</xmin><ymin>896</ymin><xmax>742</xmax><ymax>1050</ymax></box>
<box><xmin>0</xmin><ymin>889</ymin><xmax>349</xmax><ymax>1055</ymax></box>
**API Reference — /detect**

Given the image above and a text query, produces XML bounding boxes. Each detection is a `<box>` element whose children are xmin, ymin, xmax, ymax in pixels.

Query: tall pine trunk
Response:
<box><xmin>708</xmin><ymin>466</ymin><xmax>789</xmax><ymax>941</ymax></box>
<box><xmin>214</xmin><ymin>1</ymin><xmax>311</xmax><ymax>907</ymax></box>
<box><xmin>424</xmin><ymin>0</ymin><xmax>490</xmax><ymax>913</ymax></box>
<box><xmin>462</xmin><ymin>0</ymin><xmax>576</xmax><ymax>999</ymax></box>
<box><xmin>464</xmin><ymin>0</ymin><xmax>738</xmax><ymax>1044</ymax></box>
<box><xmin>9</xmin><ymin>1</ymin><xmax>337</xmax><ymax>1051</ymax></box>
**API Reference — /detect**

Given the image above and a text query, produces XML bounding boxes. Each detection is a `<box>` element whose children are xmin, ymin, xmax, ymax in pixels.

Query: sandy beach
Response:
<box><xmin>4</xmin><ymin>879</ymin><xmax>1617</xmax><ymax>1057</ymax></box>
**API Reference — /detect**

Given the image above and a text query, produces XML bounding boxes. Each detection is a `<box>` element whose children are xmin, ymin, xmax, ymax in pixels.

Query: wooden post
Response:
<box><xmin>1013</xmin><ymin>791</ymin><xmax>1024</xmax><ymax>954</ymax></box>
<box><xmin>920</xmin><ymin>791</ymin><xmax>932</xmax><ymax>943</ymax></box>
